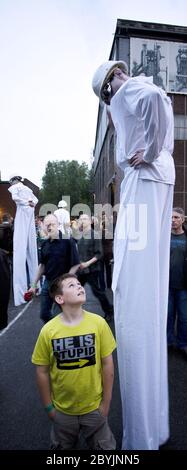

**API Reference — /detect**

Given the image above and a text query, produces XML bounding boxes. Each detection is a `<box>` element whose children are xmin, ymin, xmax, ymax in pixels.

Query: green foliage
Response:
<box><xmin>39</xmin><ymin>160</ymin><xmax>94</xmax><ymax>211</ymax></box>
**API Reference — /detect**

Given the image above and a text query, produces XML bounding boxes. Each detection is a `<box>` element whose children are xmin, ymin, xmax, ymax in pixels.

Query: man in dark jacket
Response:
<box><xmin>0</xmin><ymin>249</ymin><xmax>11</xmax><ymax>330</ymax></box>
<box><xmin>77</xmin><ymin>214</ymin><xmax>113</xmax><ymax>321</ymax></box>
<box><xmin>167</xmin><ymin>207</ymin><xmax>187</xmax><ymax>355</ymax></box>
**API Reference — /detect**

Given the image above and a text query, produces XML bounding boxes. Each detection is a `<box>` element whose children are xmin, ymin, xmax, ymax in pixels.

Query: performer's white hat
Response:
<box><xmin>92</xmin><ymin>60</ymin><xmax>128</xmax><ymax>100</ymax></box>
<box><xmin>58</xmin><ymin>200</ymin><xmax>67</xmax><ymax>208</ymax></box>
<box><xmin>9</xmin><ymin>174</ymin><xmax>23</xmax><ymax>184</ymax></box>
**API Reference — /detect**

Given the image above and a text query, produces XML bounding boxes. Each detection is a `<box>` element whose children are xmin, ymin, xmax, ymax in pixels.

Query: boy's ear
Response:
<box><xmin>55</xmin><ymin>294</ymin><xmax>64</xmax><ymax>305</ymax></box>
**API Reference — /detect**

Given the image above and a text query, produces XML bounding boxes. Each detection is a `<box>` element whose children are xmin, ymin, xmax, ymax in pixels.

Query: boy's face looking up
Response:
<box><xmin>55</xmin><ymin>278</ymin><xmax>86</xmax><ymax>306</ymax></box>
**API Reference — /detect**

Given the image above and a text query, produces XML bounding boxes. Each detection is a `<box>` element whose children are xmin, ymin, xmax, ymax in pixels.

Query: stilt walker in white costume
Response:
<box><xmin>92</xmin><ymin>61</ymin><xmax>175</xmax><ymax>450</ymax></box>
<box><xmin>8</xmin><ymin>176</ymin><xmax>38</xmax><ymax>306</ymax></box>
<box><xmin>54</xmin><ymin>199</ymin><xmax>71</xmax><ymax>237</ymax></box>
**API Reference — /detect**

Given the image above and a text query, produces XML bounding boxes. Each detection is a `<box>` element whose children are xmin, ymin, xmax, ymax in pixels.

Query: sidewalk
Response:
<box><xmin>6</xmin><ymin>291</ymin><xmax>32</xmax><ymax>325</ymax></box>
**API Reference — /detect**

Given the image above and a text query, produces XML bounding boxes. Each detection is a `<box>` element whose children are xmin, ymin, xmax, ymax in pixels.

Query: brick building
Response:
<box><xmin>0</xmin><ymin>177</ymin><xmax>39</xmax><ymax>221</ymax></box>
<box><xmin>93</xmin><ymin>19</ymin><xmax>187</xmax><ymax>213</ymax></box>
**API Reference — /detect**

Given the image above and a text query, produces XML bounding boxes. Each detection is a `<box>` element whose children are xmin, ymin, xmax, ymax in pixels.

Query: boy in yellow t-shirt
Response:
<box><xmin>32</xmin><ymin>273</ymin><xmax>116</xmax><ymax>450</ymax></box>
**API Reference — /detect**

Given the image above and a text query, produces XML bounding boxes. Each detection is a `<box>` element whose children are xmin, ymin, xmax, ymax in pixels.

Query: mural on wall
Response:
<box><xmin>130</xmin><ymin>38</ymin><xmax>187</xmax><ymax>93</ymax></box>
<box><xmin>169</xmin><ymin>44</ymin><xmax>187</xmax><ymax>92</ymax></box>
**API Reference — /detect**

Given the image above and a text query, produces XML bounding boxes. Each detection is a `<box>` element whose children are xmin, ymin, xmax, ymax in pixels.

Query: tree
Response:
<box><xmin>39</xmin><ymin>160</ymin><xmax>94</xmax><ymax>211</ymax></box>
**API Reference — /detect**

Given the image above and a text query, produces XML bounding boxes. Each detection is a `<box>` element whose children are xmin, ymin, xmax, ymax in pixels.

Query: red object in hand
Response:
<box><xmin>24</xmin><ymin>291</ymin><xmax>34</xmax><ymax>302</ymax></box>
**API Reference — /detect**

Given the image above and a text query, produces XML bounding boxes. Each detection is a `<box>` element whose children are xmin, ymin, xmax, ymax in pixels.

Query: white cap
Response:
<box><xmin>58</xmin><ymin>200</ymin><xmax>67</xmax><ymax>208</ymax></box>
<box><xmin>9</xmin><ymin>174</ymin><xmax>23</xmax><ymax>184</ymax></box>
<box><xmin>92</xmin><ymin>60</ymin><xmax>128</xmax><ymax>99</ymax></box>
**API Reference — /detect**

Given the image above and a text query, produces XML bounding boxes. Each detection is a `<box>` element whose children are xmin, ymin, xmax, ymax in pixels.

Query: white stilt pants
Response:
<box><xmin>13</xmin><ymin>206</ymin><xmax>38</xmax><ymax>306</ymax></box>
<box><xmin>113</xmin><ymin>179</ymin><xmax>173</xmax><ymax>450</ymax></box>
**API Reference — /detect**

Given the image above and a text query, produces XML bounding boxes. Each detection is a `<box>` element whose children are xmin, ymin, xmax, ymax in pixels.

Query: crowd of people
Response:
<box><xmin>0</xmin><ymin>191</ymin><xmax>114</xmax><ymax>330</ymax></box>
<box><xmin>1</xmin><ymin>59</ymin><xmax>187</xmax><ymax>451</ymax></box>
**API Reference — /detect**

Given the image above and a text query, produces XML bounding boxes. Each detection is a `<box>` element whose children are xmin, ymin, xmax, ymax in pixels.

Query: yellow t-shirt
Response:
<box><xmin>32</xmin><ymin>311</ymin><xmax>116</xmax><ymax>415</ymax></box>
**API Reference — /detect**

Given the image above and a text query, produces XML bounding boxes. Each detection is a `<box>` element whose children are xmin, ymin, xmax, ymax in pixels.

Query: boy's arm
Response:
<box><xmin>99</xmin><ymin>354</ymin><xmax>114</xmax><ymax>417</ymax></box>
<box><xmin>36</xmin><ymin>365</ymin><xmax>56</xmax><ymax>419</ymax></box>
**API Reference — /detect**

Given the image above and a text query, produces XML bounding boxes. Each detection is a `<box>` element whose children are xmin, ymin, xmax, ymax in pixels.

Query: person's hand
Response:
<box><xmin>71</xmin><ymin>220</ymin><xmax>79</xmax><ymax>230</ymax></box>
<box><xmin>98</xmin><ymin>400</ymin><xmax>110</xmax><ymax>417</ymax></box>
<box><xmin>48</xmin><ymin>408</ymin><xmax>56</xmax><ymax>420</ymax></box>
<box><xmin>24</xmin><ymin>286</ymin><xmax>38</xmax><ymax>301</ymax></box>
<box><xmin>27</xmin><ymin>286</ymin><xmax>37</xmax><ymax>295</ymax></box>
<box><xmin>129</xmin><ymin>150</ymin><xmax>144</xmax><ymax>168</ymax></box>
<box><xmin>79</xmin><ymin>261</ymin><xmax>89</xmax><ymax>270</ymax></box>
<box><xmin>28</xmin><ymin>200</ymin><xmax>35</xmax><ymax>207</ymax></box>
<box><xmin>69</xmin><ymin>264</ymin><xmax>80</xmax><ymax>274</ymax></box>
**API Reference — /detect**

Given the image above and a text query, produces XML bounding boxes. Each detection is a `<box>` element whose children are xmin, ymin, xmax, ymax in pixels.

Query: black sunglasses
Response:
<box><xmin>100</xmin><ymin>72</ymin><xmax>115</xmax><ymax>104</ymax></box>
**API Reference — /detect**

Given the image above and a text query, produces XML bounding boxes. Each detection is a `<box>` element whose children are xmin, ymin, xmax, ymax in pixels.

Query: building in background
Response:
<box><xmin>93</xmin><ymin>19</ymin><xmax>187</xmax><ymax>213</ymax></box>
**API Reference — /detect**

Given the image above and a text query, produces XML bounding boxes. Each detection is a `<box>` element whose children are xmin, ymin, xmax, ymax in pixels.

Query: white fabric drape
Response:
<box><xmin>109</xmin><ymin>74</ymin><xmax>175</xmax><ymax>450</ymax></box>
<box><xmin>113</xmin><ymin>178</ymin><xmax>173</xmax><ymax>449</ymax></box>
<box><xmin>8</xmin><ymin>183</ymin><xmax>38</xmax><ymax>306</ymax></box>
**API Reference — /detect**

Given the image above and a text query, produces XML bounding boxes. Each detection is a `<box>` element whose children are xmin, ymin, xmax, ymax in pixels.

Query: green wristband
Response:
<box><xmin>45</xmin><ymin>403</ymin><xmax>54</xmax><ymax>413</ymax></box>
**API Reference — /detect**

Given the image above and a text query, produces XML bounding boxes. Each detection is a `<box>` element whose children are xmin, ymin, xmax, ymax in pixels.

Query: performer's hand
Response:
<box><xmin>130</xmin><ymin>150</ymin><xmax>144</xmax><ymax>168</ymax></box>
<box><xmin>28</xmin><ymin>200</ymin><xmax>35</xmax><ymax>207</ymax></box>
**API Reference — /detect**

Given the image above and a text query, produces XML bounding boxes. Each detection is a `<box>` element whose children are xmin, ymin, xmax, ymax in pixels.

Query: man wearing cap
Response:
<box><xmin>92</xmin><ymin>61</ymin><xmax>175</xmax><ymax>450</ymax></box>
<box><xmin>54</xmin><ymin>200</ymin><xmax>70</xmax><ymax>237</ymax></box>
<box><xmin>8</xmin><ymin>175</ymin><xmax>38</xmax><ymax>306</ymax></box>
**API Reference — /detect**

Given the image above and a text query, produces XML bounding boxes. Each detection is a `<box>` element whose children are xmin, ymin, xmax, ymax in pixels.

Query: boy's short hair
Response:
<box><xmin>49</xmin><ymin>273</ymin><xmax>78</xmax><ymax>299</ymax></box>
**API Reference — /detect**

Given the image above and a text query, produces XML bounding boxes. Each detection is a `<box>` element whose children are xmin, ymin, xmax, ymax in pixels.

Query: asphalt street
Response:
<box><xmin>0</xmin><ymin>286</ymin><xmax>187</xmax><ymax>452</ymax></box>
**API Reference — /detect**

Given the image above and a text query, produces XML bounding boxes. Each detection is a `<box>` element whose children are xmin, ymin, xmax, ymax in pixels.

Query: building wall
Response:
<box><xmin>0</xmin><ymin>182</ymin><xmax>15</xmax><ymax>220</ymax></box>
<box><xmin>172</xmin><ymin>94</ymin><xmax>187</xmax><ymax>210</ymax></box>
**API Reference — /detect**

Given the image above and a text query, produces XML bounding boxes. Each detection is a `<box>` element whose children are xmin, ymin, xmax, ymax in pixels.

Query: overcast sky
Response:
<box><xmin>0</xmin><ymin>0</ymin><xmax>187</xmax><ymax>187</ymax></box>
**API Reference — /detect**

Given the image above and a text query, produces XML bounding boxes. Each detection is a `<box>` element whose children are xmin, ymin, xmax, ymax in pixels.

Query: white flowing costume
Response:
<box><xmin>8</xmin><ymin>182</ymin><xmax>38</xmax><ymax>306</ymax></box>
<box><xmin>110</xmin><ymin>76</ymin><xmax>175</xmax><ymax>450</ymax></box>
<box><xmin>54</xmin><ymin>207</ymin><xmax>70</xmax><ymax>236</ymax></box>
